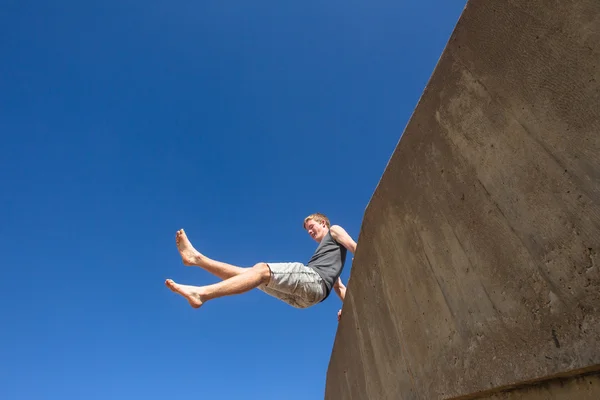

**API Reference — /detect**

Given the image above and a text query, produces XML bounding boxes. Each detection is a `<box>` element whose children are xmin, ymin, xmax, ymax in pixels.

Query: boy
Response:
<box><xmin>165</xmin><ymin>213</ymin><xmax>356</xmax><ymax>319</ymax></box>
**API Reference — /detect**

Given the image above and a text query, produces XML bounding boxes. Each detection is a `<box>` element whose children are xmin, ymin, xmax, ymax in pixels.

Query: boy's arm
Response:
<box><xmin>333</xmin><ymin>277</ymin><xmax>346</xmax><ymax>321</ymax></box>
<box><xmin>329</xmin><ymin>225</ymin><xmax>357</xmax><ymax>254</ymax></box>
<box><xmin>330</xmin><ymin>225</ymin><xmax>356</xmax><ymax>322</ymax></box>
<box><xmin>333</xmin><ymin>277</ymin><xmax>346</xmax><ymax>301</ymax></box>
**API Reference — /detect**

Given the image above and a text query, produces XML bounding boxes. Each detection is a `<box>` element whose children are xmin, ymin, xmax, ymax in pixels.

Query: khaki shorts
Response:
<box><xmin>257</xmin><ymin>262</ymin><xmax>327</xmax><ymax>308</ymax></box>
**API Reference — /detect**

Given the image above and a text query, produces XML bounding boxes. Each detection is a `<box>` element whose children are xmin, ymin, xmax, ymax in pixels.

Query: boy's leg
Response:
<box><xmin>165</xmin><ymin>262</ymin><xmax>271</xmax><ymax>308</ymax></box>
<box><xmin>176</xmin><ymin>229</ymin><xmax>246</xmax><ymax>280</ymax></box>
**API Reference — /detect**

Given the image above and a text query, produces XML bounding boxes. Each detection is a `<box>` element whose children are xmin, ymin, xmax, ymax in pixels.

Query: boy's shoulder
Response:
<box><xmin>329</xmin><ymin>224</ymin><xmax>347</xmax><ymax>236</ymax></box>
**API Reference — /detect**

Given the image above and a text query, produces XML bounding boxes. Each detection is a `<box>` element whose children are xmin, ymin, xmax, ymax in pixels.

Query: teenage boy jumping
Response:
<box><xmin>165</xmin><ymin>213</ymin><xmax>356</xmax><ymax>319</ymax></box>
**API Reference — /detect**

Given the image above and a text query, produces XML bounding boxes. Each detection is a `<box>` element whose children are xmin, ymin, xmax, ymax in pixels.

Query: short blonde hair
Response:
<box><xmin>303</xmin><ymin>213</ymin><xmax>330</xmax><ymax>229</ymax></box>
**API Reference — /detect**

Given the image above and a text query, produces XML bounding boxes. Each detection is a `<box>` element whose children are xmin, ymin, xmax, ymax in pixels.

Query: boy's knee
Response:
<box><xmin>253</xmin><ymin>262</ymin><xmax>272</xmax><ymax>283</ymax></box>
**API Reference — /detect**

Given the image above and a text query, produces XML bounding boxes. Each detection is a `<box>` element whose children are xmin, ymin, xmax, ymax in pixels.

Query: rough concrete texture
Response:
<box><xmin>476</xmin><ymin>372</ymin><xmax>600</xmax><ymax>400</ymax></box>
<box><xmin>325</xmin><ymin>0</ymin><xmax>600</xmax><ymax>399</ymax></box>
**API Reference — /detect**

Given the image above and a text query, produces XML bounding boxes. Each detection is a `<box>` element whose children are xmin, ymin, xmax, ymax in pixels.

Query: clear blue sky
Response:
<box><xmin>1</xmin><ymin>1</ymin><xmax>466</xmax><ymax>398</ymax></box>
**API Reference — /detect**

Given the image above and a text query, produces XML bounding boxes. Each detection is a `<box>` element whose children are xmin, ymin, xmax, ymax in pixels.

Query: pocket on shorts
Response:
<box><xmin>293</xmin><ymin>276</ymin><xmax>325</xmax><ymax>306</ymax></box>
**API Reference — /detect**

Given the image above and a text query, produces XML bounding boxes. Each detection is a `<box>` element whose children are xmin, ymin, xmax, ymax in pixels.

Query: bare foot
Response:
<box><xmin>176</xmin><ymin>229</ymin><xmax>203</xmax><ymax>266</ymax></box>
<box><xmin>165</xmin><ymin>279</ymin><xmax>204</xmax><ymax>308</ymax></box>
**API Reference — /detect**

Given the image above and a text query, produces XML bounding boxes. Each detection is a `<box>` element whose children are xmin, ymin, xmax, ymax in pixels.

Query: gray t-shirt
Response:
<box><xmin>307</xmin><ymin>230</ymin><xmax>348</xmax><ymax>300</ymax></box>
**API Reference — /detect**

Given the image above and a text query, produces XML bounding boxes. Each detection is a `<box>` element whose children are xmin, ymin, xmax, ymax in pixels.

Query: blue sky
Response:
<box><xmin>1</xmin><ymin>1</ymin><xmax>466</xmax><ymax>398</ymax></box>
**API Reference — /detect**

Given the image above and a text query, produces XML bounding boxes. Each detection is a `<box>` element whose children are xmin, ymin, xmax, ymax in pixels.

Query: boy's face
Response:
<box><xmin>305</xmin><ymin>218</ymin><xmax>328</xmax><ymax>243</ymax></box>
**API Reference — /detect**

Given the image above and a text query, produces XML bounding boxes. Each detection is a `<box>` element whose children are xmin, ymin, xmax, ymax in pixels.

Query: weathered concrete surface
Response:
<box><xmin>325</xmin><ymin>0</ymin><xmax>600</xmax><ymax>399</ymax></box>
<box><xmin>476</xmin><ymin>371</ymin><xmax>600</xmax><ymax>400</ymax></box>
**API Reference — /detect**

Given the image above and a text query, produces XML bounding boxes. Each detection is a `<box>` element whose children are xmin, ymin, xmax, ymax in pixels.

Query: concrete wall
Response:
<box><xmin>476</xmin><ymin>372</ymin><xmax>600</xmax><ymax>400</ymax></box>
<box><xmin>325</xmin><ymin>0</ymin><xmax>600</xmax><ymax>399</ymax></box>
